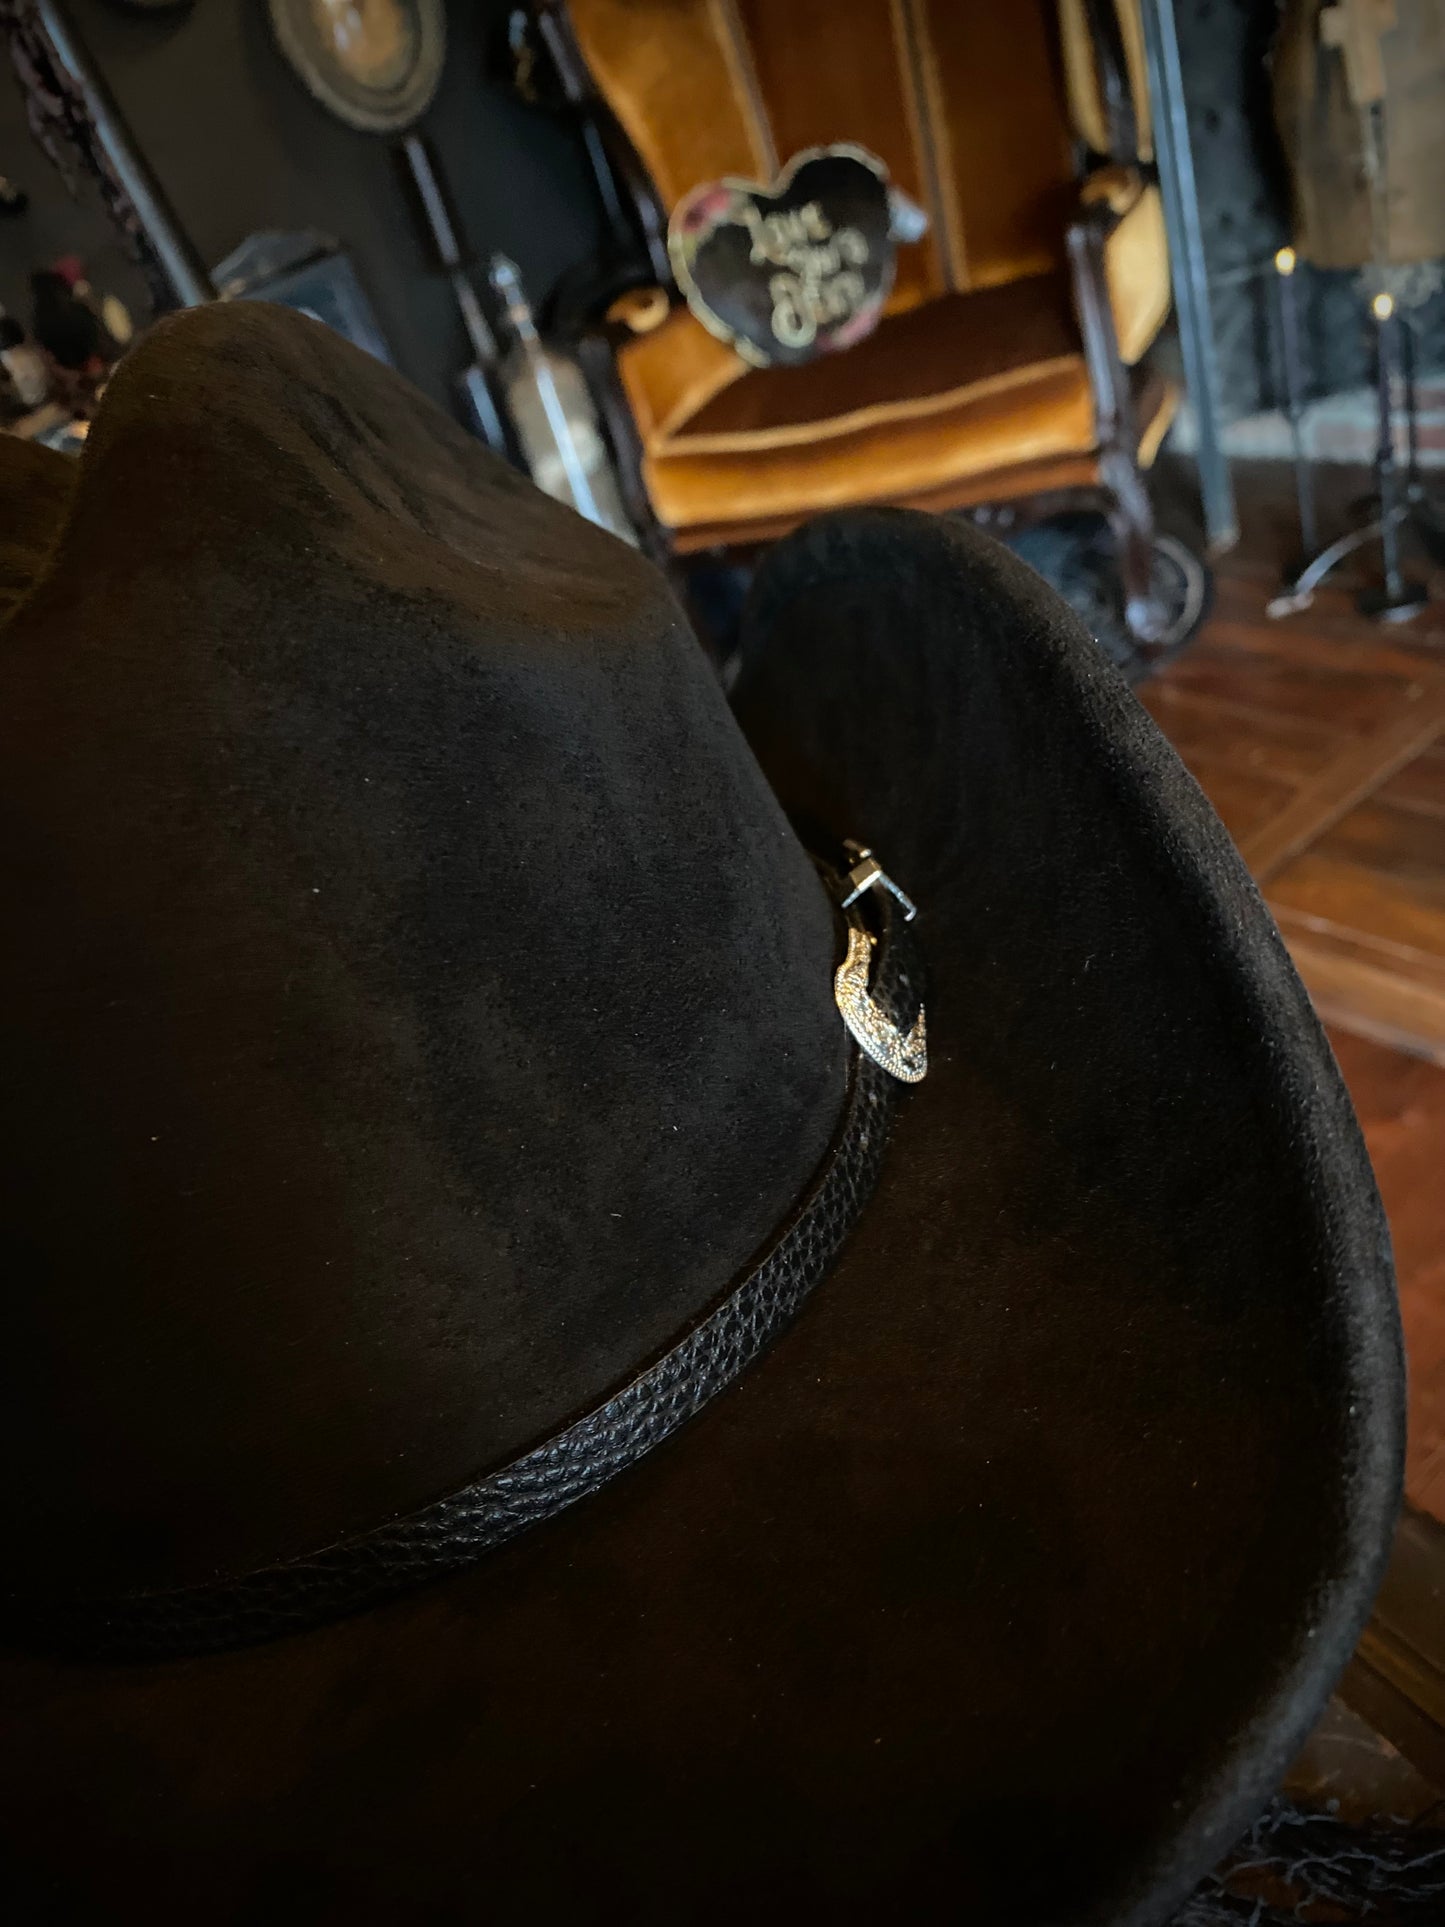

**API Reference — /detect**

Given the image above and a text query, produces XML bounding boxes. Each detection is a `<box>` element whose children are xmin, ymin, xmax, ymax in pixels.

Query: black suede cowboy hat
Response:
<box><xmin>0</xmin><ymin>304</ymin><xmax>1403</xmax><ymax>1926</ymax></box>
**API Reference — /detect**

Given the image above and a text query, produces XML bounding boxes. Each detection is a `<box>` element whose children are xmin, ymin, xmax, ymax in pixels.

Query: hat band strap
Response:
<box><xmin>16</xmin><ymin>900</ymin><xmax>923</xmax><ymax>1662</ymax></box>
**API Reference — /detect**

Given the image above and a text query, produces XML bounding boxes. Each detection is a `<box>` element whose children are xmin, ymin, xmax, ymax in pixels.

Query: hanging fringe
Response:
<box><xmin>1171</xmin><ymin>1800</ymin><xmax>1445</xmax><ymax>1924</ymax></box>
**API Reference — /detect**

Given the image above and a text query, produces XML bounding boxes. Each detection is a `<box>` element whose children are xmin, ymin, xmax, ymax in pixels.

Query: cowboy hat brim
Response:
<box><xmin>0</xmin><ymin>332</ymin><xmax>1402</xmax><ymax>1927</ymax></box>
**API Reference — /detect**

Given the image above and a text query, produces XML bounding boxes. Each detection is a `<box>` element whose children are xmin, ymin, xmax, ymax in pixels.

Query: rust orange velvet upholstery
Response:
<box><xmin>1059</xmin><ymin>0</ymin><xmax>1152</xmax><ymax>161</ymax></box>
<box><xmin>628</xmin><ymin>286</ymin><xmax>1177</xmax><ymax>551</ymax></box>
<box><xmin>569</xmin><ymin>0</ymin><xmax>1093</xmax><ymax>299</ymax></box>
<box><xmin>567</xmin><ymin>0</ymin><xmax>1172</xmax><ymax>544</ymax></box>
<box><xmin>1098</xmin><ymin>179</ymin><xmax>1171</xmax><ymax>365</ymax></box>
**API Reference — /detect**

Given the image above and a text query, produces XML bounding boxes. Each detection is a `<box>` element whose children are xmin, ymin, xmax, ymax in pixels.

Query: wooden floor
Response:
<box><xmin>1332</xmin><ymin>1029</ymin><xmax>1445</xmax><ymax>1520</ymax></box>
<box><xmin>1140</xmin><ymin>566</ymin><xmax>1445</xmax><ymax>1067</ymax></box>
<box><xmin>1143</xmin><ymin>470</ymin><xmax>1445</xmax><ymax>1526</ymax></box>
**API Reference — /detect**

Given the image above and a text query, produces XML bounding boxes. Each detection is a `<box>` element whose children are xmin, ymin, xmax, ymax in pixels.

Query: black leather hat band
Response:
<box><xmin>12</xmin><ymin>898</ymin><xmax>922</xmax><ymax>1662</ymax></box>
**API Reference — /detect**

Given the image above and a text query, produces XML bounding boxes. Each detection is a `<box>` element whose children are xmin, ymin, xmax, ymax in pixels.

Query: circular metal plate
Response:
<box><xmin>267</xmin><ymin>0</ymin><xmax>446</xmax><ymax>136</ymax></box>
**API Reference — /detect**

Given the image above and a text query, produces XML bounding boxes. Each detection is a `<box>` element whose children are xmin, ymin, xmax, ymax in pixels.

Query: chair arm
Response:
<box><xmin>571</xmin><ymin>329</ymin><xmax>670</xmax><ymax>564</ymax></box>
<box><xmin>1071</xmin><ymin>0</ymin><xmax>1143</xmax><ymax>167</ymax></box>
<box><xmin>532</xmin><ymin>2</ymin><xmax>672</xmax><ymax>287</ymax></box>
<box><xmin>605</xmin><ymin>286</ymin><xmax>672</xmax><ymax>337</ymax></box>
<box><xmin>547</xmin><ymin>253</ymin><xmax>675</xmax><ymax>344</ymax></box>
<box><xmin>1067</xmin><ymin>192</ymin><xmax>1172</xmax><ymax>645</ymax></box>
<box><xmin>1080</xmin><ymin>162</ymin><xmax>1145</xmax><ymax>219</ymax></box>
<box><xmin>1074</xmin><ymin>164</ymin><xmax>1171</xmax><ymax>367</ymax></box>
<box><xmin>1066</xmin><ymin>197</ymin><xmax>1134</xmax><ymax>455</ymax></box>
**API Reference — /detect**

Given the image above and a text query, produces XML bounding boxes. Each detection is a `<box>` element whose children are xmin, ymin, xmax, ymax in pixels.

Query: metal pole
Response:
<box><xmin>1401</xmin><ymin>307</ymin><xmax>1421</xmax><ymax>497</ymax></box>
<box><xmin>1373</xmin><ymin>292</ymin><xmax>1406</xmax><ymax>600</ymax></box>
<box><xmin>35</xmin><ymin>0</ymin><xmax>213</xmax><ymax>307</ymax></box>
<box><xmin>1139</xmin><ymin>0</ymin><xmax>1237</xmax><ymax>552</ymax></box>
<box><xmin>1272</xmin><ymin>247</ymin><xmax>1317</xmax><ymax>557</ymax></box>
<box><xmin>1353</xmin><ymin>288</ymin><xmax>1425</xmax><ymax>622</ymax></box>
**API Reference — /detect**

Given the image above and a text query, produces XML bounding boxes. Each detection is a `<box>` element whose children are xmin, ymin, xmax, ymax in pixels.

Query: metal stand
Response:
<box><xmin>1266</xmin><ymin>287</ymin><xmax>1428</xmax><ymax>623</ymax></box>
<box><xmin>1359</xmin><ymin>290</ymin><xmax>1428</xmax><ymax>619</ymax></box>
<box><xmin>1272</xmin><ymin>247</ymin><xmax>1319</xmax><ymax>566</ymax></box>
<box><xmin>1268</xmin><ymin>67</ymin><xmax>1434</xmax><ymax>625</ymax></box>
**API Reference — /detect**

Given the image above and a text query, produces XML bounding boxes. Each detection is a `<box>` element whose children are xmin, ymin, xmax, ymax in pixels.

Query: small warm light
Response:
<box><xmin>1372</xmin><ymin>290</ymin><xmax>1396</xmax><ymax>322</ymax></box>
<box><xmin>1275</xmin><ymin>246</ymin><xmax>1297</xmax><ymax>276</ymax></box>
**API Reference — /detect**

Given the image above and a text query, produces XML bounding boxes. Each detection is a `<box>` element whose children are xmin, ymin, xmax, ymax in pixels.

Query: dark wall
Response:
<box><xmin>0</xmin><ymin>56</ymin><xmax>154</xmax><ymax>337</ymax></box>
<box><xmin>43</xmin><ymin>0</ymin><xmax>605</xmax><ymax>412</ymax></box>
<box><xmin>1177</xmin><ymin>0</ymin><xmax>1445</xmax><ymax>419</ymax></box>
<box><xmin>16</xmin><ymin>0</ymin><xmax>1435</xmax><ymax>429</ymax></box>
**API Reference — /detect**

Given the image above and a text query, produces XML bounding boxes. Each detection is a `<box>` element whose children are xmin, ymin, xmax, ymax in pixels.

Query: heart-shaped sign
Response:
<box><xmin>668</xmin><ymin>144</ymin><xmax>898</xmax><ymax>368</ymax></box>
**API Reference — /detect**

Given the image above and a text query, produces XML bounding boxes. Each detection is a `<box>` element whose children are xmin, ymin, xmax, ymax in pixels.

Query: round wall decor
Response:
<box><xmin>267</xmin><ymin>0</ymin><xmax>446</xmax><ymax>135</ymax></box>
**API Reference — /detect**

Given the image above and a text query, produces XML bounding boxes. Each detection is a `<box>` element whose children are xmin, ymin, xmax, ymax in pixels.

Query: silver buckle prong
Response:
<box><xmin>839</xmin><ymin>840</ymin><xmax>918</xmax><ymax>922</ymax></box>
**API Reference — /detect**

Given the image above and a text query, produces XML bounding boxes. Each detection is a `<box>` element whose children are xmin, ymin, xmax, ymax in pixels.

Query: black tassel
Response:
<box><xmin>1172</xmin><ymin>1800</ymin><xmax>1445</xmax><ymax>1924</ymax></box>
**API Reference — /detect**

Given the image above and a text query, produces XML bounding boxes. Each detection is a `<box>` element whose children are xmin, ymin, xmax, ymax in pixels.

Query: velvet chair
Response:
<box><xmin>532</xmin><ymin>0</ymin><xmax>1179</xmax><ymax>646</ymax></box>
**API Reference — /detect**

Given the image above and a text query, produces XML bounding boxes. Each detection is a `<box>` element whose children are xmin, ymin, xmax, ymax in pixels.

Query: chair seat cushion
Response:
<box><xmin>645</xmin><ymin>367</ymin><xmax>1100</xmax><ymax>539</ymax></box>
<box><xmin>624</xmin><ymin>276</ymin><xmax>1096</xmax><ymax>537</ymax></box>
<box><xmin>617</xmin><ymin>174</ymin><xmax>1172</xmax><ymax>545</ymax></box>
<box><xmin>678</xmin><ymin>274</ymin><xmax>1085</xmax><ymax>452</ymax></box>
<box><xmin>624</xmin><ymin>275</ymin><xmax>1078</xmax><ymax>449</ymax></box>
